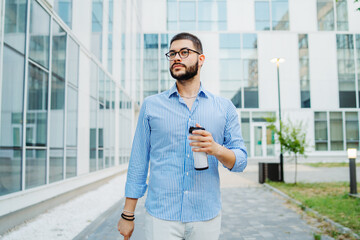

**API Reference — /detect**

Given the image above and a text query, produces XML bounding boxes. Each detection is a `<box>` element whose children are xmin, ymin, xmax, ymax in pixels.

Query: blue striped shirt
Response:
<box><xmin>125</xmin><ymin>83</ymin><xmax>247</xmax><ymax>222</ymax></box>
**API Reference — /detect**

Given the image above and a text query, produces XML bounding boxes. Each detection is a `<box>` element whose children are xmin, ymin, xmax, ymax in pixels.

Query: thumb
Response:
<box><xmin>196</xmin><ymin>123</ymin><xmax>202</xmax><ymax>128</ymax></box>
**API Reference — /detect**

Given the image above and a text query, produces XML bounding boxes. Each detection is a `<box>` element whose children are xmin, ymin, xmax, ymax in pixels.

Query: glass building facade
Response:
<box><xmin>0</xmin><ymin>0</ymin><xmax>135</xmax><ymax>202</ymax></box>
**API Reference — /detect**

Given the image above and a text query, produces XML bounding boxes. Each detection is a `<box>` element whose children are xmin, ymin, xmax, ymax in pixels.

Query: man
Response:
<box><xmin>118</xmin><ymin>32</ymin><xmax>247</xmax><ymax>240</ymax></box>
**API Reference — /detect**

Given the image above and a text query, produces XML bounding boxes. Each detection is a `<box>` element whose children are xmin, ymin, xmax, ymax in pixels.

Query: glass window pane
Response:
<box><xmin>90</xmin><ymin>97</ymin><xmax>97</xmax><ymax>172</ymax></box>
<box><xmin>49</xmin><ymin>149</ymin><xmax>63</xmax><ymax>183</ymax></box>
<box><xmin>50</xmin><ymin>75</ymin><xmax>65</xmax><ymax>148</ymax></box>
<box><xmin>52</xmin><ymin>20</ymin><xmax>66</xmax><ymax>79</ymax></box>
<box><xmin>4</xmin><ymin>0</ymin><xmax>27</xmax><ymax>53</ymax></box>
<box><xmin>167</xmin><ymin>2</ymin><xmax>177</xmax><ymax>22</ymax></box>
<box><xmin>345</xmin><ymin>112</ymin><xmax>359</xmax><ymax>149</ymax></box>
<box><xmin>90</xmin><ymin>60</ymin><xmax>98</xmax><ymax>98</ymax></box>
<box><xmin>53</xmin><ymin>0</ymin><xmax>72</xmax><ymax>27</ymax></box>
<box><xmin>0</xmin><ymin>149</ymin><xmax>22</xmax><ymax>196</ymax></box>
<box><xmin>336</xmin><ymin>0</ymin><xmax>348</xmax><ymax>31</ymax></box>
<box><xmin>67</xmin><ymin>86</ymin><xmax>78</xmax><ymax>148</ymax></box>
<box><xmin>255</xmin><ymin>1</ymin><xmax>270</xmax><ymax>30</ymax></box>
<box><xmin>67</xmin><ymin>37</ymin><xmax>79</xmax><ymax>87</ymax></box>
<box><xmin>179</xmin><ymin>2</ymin><xmax>196</xmax><ymax>21</ymax></box>
<box><xmin>330</xmin><ymin>112</ymin><xmax>343</xmax><ymax>150</ymax></box>
<box><xmin>29</xmin><ymin>0</ymin><xmax>50</xmax><ymax>68</ymax></box>
<box><xmin>27</xmin><ymin>63</ymin><xmax>48</xmax><ymax>147</ymax></box>
<box><xmin>272</xmin><ymin>0</ymin><xmax>289</xmax><ymax>30</ymax></box>
<box><xmin>315</xmin><ymin>112</ymin><xmax>328</xmax><ymax>151</ymax></box>
<box><xmin>25</xmin><ymin>149</ymin><xmax>46</xmax><ymax>189</ymax></box>
<box><xmin>66</xmin><ymin>149</ymin><xmax>77</xmax><ymax>178</ymax></box>
<box><xmin>317</xmin><ymin>0</ymin><xmax>334</xmax><ymax>31</ymax></box>
<box><xmin>1</xmin><ymin>46</ymin><xmax>24</xmax><ymax>147</ymax></box>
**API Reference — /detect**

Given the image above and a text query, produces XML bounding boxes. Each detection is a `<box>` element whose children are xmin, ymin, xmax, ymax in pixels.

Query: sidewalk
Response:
<box><xmin>74</xmin><ymin>166</ymin><xmax>334</xmax><ymax>240</ymax></box>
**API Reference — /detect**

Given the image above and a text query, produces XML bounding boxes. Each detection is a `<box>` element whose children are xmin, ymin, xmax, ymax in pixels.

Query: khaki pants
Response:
<box><xmin>144</xmin><ymin>211</ymin><xmax>221</xmax><ymax>240</ymax></box>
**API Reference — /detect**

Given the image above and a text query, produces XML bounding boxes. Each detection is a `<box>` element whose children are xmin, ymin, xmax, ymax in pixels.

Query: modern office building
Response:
<box><xmin>0</xmin><ymin>0</ymin><xmax>141</xmax><ymax>232</ymax></box>
<box><xmin>0</xmin><ymin>0</ymin><xmax>360</xmax><ymax>234</ymax></box>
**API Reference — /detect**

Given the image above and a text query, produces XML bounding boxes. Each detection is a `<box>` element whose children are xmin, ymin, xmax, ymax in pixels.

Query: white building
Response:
<box><xmin>0</xmin><ymin>0</ymin><xmax>359</xmax><ymax>234</ymax></box>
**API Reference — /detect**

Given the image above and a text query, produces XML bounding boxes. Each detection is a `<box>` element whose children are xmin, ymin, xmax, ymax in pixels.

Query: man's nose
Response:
<box><xmin>173</xmin><ymin>52</ymin><xmax>182</xmax><ymax>62</ymax></box>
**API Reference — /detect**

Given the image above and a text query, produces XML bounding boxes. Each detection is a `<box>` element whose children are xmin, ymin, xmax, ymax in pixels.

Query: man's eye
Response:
<box><xmin>180</xmin><ymin>50</ymin><xmax>188</xmax><ymax>55</ymax></box>
<box><xmin>169</xmin><ymin>52</ymin><xmax>176</xmax><ymax>57</ymax></box>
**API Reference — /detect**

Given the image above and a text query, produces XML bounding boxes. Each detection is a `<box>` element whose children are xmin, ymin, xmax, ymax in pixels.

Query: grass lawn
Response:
<box><xmin>302</xmin><ymin>162</ymin><xmax>349</xmax><ymax>168</ymax></box>
<box><xmin>268</xmin><ymin>181</ymin><xmax>360</xmax><ymax>238</ymax></box>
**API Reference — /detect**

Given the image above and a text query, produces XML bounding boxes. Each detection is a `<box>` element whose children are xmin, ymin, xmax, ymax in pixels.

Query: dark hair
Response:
<box><xmin>170</xmin><ymin>32</ymin><xmax>203</xmax><ymax>54</ymax></box>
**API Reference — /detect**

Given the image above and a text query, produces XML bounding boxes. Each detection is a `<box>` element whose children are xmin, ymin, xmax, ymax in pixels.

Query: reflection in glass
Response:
<box><xmin>336</xmin><ymin>0</ymin><xmax>348</xmax><ymax>31</ymax></box>
<box><xmin>66</xmin><ymin>149</ymin><xmax>77</xmax><ymax>178</ymax></box>
<box><xmin>67</xmin><ymin>86</ymin><xmax>78</xmax><ymax>148</ymax></box>
<box><xmin>272</xmin><ymin>0</ymin><xmax>289</xmax><ymax>30</ymax></box>
<box><xmin>0</xmin><ymin>149</ymin><xmax>22</xmax><ymax>196</ymax></box>
<box><xmin>299</xmin><ymin>34</ymin><xmax>311</xmax><ymax>108</ymax></box>
<box><xmin>255</xmin><ymin>1</ymin><xmax>270</xmax><ymax>30</ymax></box>
<box><xmin>92</xmin><ymin>0</ymin><xmax>103</xmax><ymax>61</ymax></box>
<box><xmin>1</xmin><ymin>46</ymin><xmax>24</xmax><ymax>147</ymax></box>
<box><xmin>330</xmin><ymin>112</ymin><xmax>343</xmax><ymax>150</ymax></box>
<box><xmin>49</xmin><ymin>149</ymin><xmax>63</xmax><ymax>183</ymax></box>
<box><xmin>25</xmin><ymin>149</ymin><xmax>46</xmax><ymax>189</ymax></box>
<box><xmin>314</xmin><ymin>112</ymin><xmax>328</xmax><ymax>150</ymax></box>
<box><xmin>29</xmin><ymin>0</ymin><xmax>50</xmax><ymax>68</ymax></box>
<box><xmin>67</xmin><ymin>37</ymin><xmax>79</xmax><ymax>87</ymax></box>
<box><xmin>90</xmin><ymin>98</ymin><xmax>97</xmax><ymax>172</ymax></box>
<box><xmin>54</xmin><ymin>0</ymin><xmax>72</xmax><ymax>27</ymax></box>
<box><xmin>220</xmin><ymin>34</ymin><xmax>241</xmax><ymax>107</ymax></box>
<box><xmin>144</xmin><ymin>34</ymin><xmax>159</xmax><ymax>99</ymax></box>
<box><xmin>254</xmin><ymin>126</ymin><xmax>263</xmax><ymax>157</ymax></box>
<box><xmin>27</xmin><ymin>63</ymin><xmax>48</xmax><ymax>147</ymax></box>
<box><xmin>317</xmin><ymin>0</ymin><xmax>334</xmax><ymax>31</ymax></box>
<box><xmin>337</xmin><ymin>34</ymin><xmax>356</xmax><ymax>108</ymax></box>
<box><xmin>345</xmin><ymin>112</ymin><xmax>359</xmax><ymax>149</ymax></box>
<box><xmin>4</xmin><ymin>0</ymin><xmax>27</xmax><ymax>53</ymax></box>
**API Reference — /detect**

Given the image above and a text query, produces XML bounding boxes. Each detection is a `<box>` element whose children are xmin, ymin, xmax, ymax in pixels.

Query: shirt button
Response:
<box><xmin>184</xmin><ymin>191</ymin><xmax>188</xmax><ymax>194</ymax></box>
<box><xmin>187</xmin><ymin>154</ymin><xmax>190</xmax><ymax>158</ymax></box>
<box><xmin>186</xmin><ymin>172</ymin><xmax>189</xmax><ymax>176</ymax></box>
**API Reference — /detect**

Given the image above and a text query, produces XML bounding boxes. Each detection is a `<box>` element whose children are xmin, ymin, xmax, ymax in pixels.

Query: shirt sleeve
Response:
<box><xmin>223</xmin><ymin>100</ymin><xmax>248</xmax><ymax>172</ymax></box>
<box><xmin>125</xmin><ymin>100</ymin><xmax>151</xmax><ymax>198</ymax></box>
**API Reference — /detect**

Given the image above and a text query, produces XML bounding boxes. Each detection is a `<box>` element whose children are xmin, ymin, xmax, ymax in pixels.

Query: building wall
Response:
<box><xmin>141</xmin><ymin>0</ymin><xmax>360</xmax><ymax>159</ymax></box>
<box><xmin>0</xmin><ymin>0</ymin><xmax>139</xmax><ymax>222</ymax></box>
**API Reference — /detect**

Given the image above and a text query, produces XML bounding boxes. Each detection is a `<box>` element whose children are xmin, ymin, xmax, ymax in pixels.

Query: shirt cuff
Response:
<box><xmin>228</xmin><ymin>148</ymin><xmax>247</xmax><ymax>172</ymax></box>
<box><xmin>125</xmin><ymin>182</ymin><xmax>148</xmax><ymax>199</ymax></box>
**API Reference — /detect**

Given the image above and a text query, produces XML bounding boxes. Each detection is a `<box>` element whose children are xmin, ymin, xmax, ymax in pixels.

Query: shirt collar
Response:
<box><xmin>168</xmin><ymin>82</ymin><xmax>209</xmax><ymax>99</ymax></box>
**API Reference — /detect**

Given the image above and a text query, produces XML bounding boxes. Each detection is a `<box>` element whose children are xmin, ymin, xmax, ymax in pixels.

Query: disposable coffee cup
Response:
<box><xmin>189</xmin><ymin>126</ymin><xmax>209</xmax><ymax>171</ymax></box>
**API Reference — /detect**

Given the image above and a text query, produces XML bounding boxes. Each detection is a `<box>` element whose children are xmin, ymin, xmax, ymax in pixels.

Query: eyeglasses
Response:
<box><xmin>165</xmin><ymin>48</ymin><xmax>201</xmax><ymax>61</ymax></box>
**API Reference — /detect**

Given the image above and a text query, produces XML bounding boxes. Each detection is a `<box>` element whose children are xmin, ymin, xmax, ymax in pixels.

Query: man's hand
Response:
<box><xmin>188</xmin><ymin>123</ymin><xmax>221</xmax><ymax>156</ymax></box>
<box><xmin>117</xmin><ymin>218</ymin><xmax>134</xmax><ymax>240</ymax></box>
<box><xmin>189</xmin><ymin>123</ymin><xmax>236</xmax><ymax>169</ymax></box>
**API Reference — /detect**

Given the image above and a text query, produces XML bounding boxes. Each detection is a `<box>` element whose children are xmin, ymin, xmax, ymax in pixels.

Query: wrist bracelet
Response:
<box><xmin>121</xmin><ymin>213</ymin><xmax>135</xmax><ymax>221</ymax></box>
<box><xmin>123</xmin><ymin>210</ymin><xmax>135</xmax><ymax>214</ymax></box>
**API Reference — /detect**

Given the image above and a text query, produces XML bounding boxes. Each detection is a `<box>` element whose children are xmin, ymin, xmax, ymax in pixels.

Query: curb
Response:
<box><xmin>263</xmin><ymin>183</ymin><xmax>360</xmax><ymax>240</ymax></box>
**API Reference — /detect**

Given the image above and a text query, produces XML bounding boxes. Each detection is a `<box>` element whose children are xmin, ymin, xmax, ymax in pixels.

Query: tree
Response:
<box><xmin>267</xmin><ymin>118</ymin><xmax>309</xmax><ymax>184</ymax></box>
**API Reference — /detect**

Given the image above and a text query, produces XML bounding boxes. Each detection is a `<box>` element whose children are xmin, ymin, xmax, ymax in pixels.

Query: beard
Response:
<box><xmin>170</xmin><ymin>60</ymin><xmax>199</xmax><ymax>81</ymax></box>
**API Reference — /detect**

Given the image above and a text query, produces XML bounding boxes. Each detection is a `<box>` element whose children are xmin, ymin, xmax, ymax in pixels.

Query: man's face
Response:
<box><xmin>169</xmin><ymin>40</ymin><xmax>201</xmax><ymax>81</ymax></box>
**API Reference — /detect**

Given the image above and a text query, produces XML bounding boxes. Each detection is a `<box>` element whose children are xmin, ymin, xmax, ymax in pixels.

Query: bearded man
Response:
<box><xmin>117</xmin><ymin>32</ymin><xmax>247</xmax><ymax>240</ymax></box>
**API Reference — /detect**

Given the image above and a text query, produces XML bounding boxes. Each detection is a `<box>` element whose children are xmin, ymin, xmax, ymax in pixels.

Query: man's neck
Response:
<box><xmin>176</xmin><ymin>77</ymin><xmax>201</xmax><ymax>97</ymax></box>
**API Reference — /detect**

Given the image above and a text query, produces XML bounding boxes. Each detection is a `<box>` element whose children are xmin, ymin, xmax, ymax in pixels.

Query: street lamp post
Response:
<box><xmin>347</xmin><ymin>148</ymin><xmax>358</xmax><ymax>195</ymax></box>
<box><xmin>271</xmin><ymin>58</ymin><xmax>285</xmax><ymax>182</ymax></box>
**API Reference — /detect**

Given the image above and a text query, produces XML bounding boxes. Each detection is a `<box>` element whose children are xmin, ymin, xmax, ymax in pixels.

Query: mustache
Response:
<box><xmin>171</xmin><ymin>63</ymin><xmax>186</xmax><ymax>69</ymax></box>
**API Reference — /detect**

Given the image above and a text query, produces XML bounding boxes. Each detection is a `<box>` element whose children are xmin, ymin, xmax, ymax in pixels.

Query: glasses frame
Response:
<box><xmin>165</xmin><ymin>48</ymin><xmax>201</xmax><ymax>61</ymax></box>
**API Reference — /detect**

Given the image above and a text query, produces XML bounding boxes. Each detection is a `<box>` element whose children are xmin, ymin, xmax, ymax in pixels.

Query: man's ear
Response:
<box><xmin>199</xmin><ymin>54</ymin><xmax>205</xmax><ymax>67</ymax></box>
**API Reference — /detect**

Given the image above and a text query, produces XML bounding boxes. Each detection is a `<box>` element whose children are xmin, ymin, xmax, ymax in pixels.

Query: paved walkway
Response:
<box><xmin>74</xmin><ymin>165</ymin><xmax>337</xmax><ymax>240</ymax></box>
